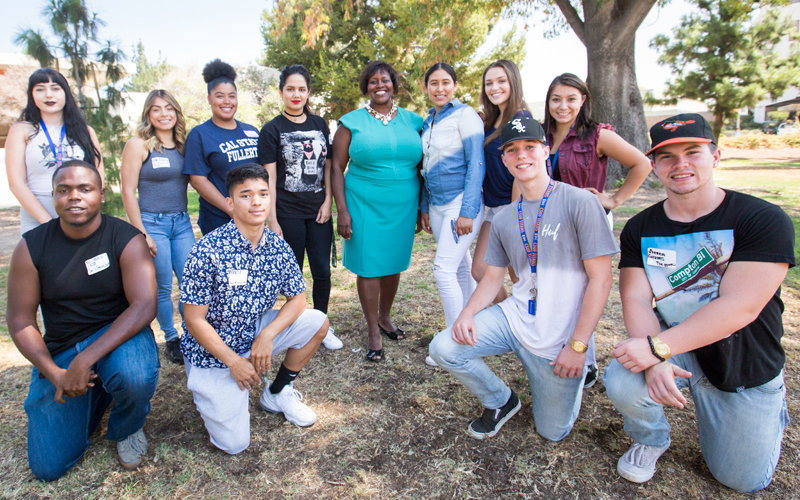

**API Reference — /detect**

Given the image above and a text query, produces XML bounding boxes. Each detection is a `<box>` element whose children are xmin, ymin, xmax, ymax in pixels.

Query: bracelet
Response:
<box><xmin>647</xmin><ymin>335</ymin><xmax>665</xmax><ymax>362</ymax></box>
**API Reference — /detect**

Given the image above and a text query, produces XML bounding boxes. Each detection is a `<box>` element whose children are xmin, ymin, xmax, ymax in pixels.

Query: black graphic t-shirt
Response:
<box><xmin>620</xmin><ymin>190</ymin><xmax>795</xmax><ymax>392</ymax></box>
<box><xmin>257</xmin><ymin>114</ymin><xmax>330</xmax><ymax>219</ymax></box>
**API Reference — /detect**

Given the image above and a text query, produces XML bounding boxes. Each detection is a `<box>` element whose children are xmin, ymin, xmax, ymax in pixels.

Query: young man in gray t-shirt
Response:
<box><xmin>428</xmin><ymin>116</ymin><xmax>618</xmax><ymax>440</ymax></box>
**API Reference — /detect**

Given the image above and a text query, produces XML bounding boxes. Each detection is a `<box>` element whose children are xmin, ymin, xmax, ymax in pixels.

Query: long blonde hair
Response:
<box><xmin>136</xmin><ymin>89</ymin><xmax>186</xmax><ymax>155</ymax></box>
<box><xmin>480</xmin><ymin>60</ymin><xmax>528</xmax><ymax>146</ymax></box>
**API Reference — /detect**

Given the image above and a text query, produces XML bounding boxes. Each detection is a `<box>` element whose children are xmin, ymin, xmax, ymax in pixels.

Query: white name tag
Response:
<box><xmin>227</xmin><ymin>269</ymin><xmax>248</xmax><ymax>286</ymax></box>
<box><xmin>85</xmin><ymin>253</ymin><xmax>110</xmax><ymax>275</ymax></box>
<box><xmin>647</xmin><ymin>248</ymin><xmax>677</xmax><ymax>268</ymax></box>
<box><xmin>151</xmin><ymin>157</ymin><xmax>171</xmax><ymax>169</ymax></box>
<box><xmin>244</xmin><ymin>130</ymin><xmax>259</xmax><ymax>138</ymax></box>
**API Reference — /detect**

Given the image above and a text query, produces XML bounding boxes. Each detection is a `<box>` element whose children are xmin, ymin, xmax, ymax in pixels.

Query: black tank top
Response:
<box><xmin>23</xmin><ymin>215</ymin><xmax>142</xmax><ymax>354</ymax></box>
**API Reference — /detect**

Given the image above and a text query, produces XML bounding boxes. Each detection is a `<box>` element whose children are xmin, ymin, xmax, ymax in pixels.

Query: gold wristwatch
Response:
<box><xmin>648</xmin><ymin>335</ymin><xmax>671</xmax><ymax>361</ymax></box>
<box><xmin>568</xmin><ymin>338</ymin><xmax>588</xmax><ymax>354</ymax></box>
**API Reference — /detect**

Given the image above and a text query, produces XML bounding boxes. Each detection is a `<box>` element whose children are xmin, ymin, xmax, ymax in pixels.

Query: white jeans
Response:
<box><xmin>185</xmin><ymin>308</ymin><xmax>326</xmax><ymax>454</ymax></box>
<box><xmin>429</xmin><ymin>194</ymin><xmax>484</xmax><ymax>327</ymax></box>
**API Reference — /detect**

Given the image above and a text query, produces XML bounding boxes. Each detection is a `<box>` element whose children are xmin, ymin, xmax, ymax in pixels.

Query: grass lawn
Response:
<box><xmin>0</xmin><ymin>161</ymin><xmax>798</xmax><ymax>498</ymax></box>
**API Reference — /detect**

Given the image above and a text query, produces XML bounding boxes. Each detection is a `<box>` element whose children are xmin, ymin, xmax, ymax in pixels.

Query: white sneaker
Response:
<box><xmin>425</xmin><ymin>355</ymin><xmax>439</xmax><ymax>367</ymax></box>
<box><xmin>322</xmin><ymin>326</ymin><xmax>343</xmax><ymax>350</ymax></box>
<box><xmin>117</xmin><ymin>428</ymin><xmax>147</xmax><ymax>470</ymax></box>
<box><xmin>260</xmin><ymin>383</ymin><xmax>317</xmax><ymax>427</ymax></box>
<box><xmin>617</xmin><ymin>442</ymin><xmax>669</xmax><ymax>483</ymax></box>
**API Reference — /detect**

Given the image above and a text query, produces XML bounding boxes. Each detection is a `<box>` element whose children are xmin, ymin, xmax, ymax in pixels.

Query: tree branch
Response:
<box><xmin>614</xmin><ymin>0</ymin><xmax>658</xmax><ymax>43</ymax></box>
<box><xmin>553</xmin><ymin>0</ymin><xmax>585</xmax><ymax>44</ymax></box>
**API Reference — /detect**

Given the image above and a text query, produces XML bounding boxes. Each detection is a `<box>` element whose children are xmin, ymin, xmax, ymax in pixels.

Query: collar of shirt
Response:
<box><xmin>221</xmin><ymin>220</ymin><xmax>270</xmax><ymax>252</ymax></box>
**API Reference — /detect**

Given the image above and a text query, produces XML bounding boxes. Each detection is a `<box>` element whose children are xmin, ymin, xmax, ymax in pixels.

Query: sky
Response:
<box><xmin>0</xmin><ymin>0</ymin><xmax>688</xmax><ymax>102</ymax></box>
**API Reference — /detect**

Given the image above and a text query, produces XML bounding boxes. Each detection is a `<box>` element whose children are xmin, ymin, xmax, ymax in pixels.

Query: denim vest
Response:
<box><xmin>549</xmin><ymin>123</ymin><xmax>613</xmax><ymax>191</ymax></box>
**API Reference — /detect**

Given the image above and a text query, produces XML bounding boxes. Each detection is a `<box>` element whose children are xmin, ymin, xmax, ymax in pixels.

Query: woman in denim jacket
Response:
<box><xmin>419</xmin><ymin>63</ymin><xmax>485</xmax><ymax>365</ymax></box>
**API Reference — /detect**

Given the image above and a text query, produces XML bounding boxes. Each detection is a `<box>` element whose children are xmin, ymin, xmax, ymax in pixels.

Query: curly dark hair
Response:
<box><xmin>358</xmin><ymin>61</ymin><xmax>399</xmax><ymax>96</ymax></box>
<box><xmin>20</xmin><ymin>68</ymin><xmax>100</xmax><ymax>166</ymax></box>
<box><xmin>203</xmin><ymin>59</ymin><xmax>237</xmax><ymax>93</ymax></box>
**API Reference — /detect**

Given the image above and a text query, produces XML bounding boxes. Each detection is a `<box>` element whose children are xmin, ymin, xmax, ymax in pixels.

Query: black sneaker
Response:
<box><xmin>584</xmin><ymin>364</ymin><xmax>598</xmax><ymax>388</ymax></box>
<box><xmin>165</xmin><ymin>338</ymin><xmax>184</xmax><ymax>365</ymax></box>
<box><xmin>468</xmin><ymin>391</ymin><xmax>521</xmax><ymax>439</ymax></box>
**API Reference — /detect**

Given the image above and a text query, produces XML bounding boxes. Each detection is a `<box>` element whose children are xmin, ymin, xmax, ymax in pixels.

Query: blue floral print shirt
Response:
<box><xmin>180</xmin><ymin>220</ymin><xmax>306</xmax><ymax>368</ymax></box>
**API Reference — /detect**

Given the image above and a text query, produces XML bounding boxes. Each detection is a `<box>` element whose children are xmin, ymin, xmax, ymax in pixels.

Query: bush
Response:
<box><xmin>720</xmin><ymin>131</ymin><xmax>800</xmax><ymax>149</ymax></box>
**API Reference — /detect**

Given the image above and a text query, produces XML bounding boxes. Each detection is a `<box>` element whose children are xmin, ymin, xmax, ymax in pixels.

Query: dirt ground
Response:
<box><xmin>0</xmin><ymin>152</ymin><xmax>798</xmax><ymax>498</ymax></box>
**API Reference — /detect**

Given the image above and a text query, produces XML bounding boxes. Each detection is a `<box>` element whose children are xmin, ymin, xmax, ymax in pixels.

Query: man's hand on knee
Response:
<box><xmin>644</xmin><ymin>362</ymin><xmax>691</xmax><ymax>409</ymax></box>
<box><xmin>452</xmin><ymin>315</ymin><xmax>478</xmax><ymax>346</ymax></box>
<box><xmin>250</xmin><ymin>334</ymin><xmax>274</xmax><ymax>376</ymax></box>
<box><xmin>229</xmin><ymin>356</ymin><xmax>261</xmax><ymax>391</ymax></box>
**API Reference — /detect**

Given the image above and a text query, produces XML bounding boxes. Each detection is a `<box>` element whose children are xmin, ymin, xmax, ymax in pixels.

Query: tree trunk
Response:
<box><xmin>586</xmin><ymin>39</ymin><xmax>650</xmax><ymax>189</ymax></box>
<box><xmin>553</xmin><ymin>0</ymin><xmax>656</xmax><ymax>188</ymax></box>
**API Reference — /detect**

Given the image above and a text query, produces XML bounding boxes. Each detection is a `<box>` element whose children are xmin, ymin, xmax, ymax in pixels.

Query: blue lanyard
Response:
<box><xmin>517</xmin><ymin>178</ymin><xmax>556</xmax><ymax>315</ymax></box>
<box><xmin>546</xmin><ymin>123</ymin><xmax>574</xmax><ymax>177</ymax></box>
<box><xmin>40</xmin><ymin>121</ymin><xmax>66</xmax><ymax>167</ymax></box>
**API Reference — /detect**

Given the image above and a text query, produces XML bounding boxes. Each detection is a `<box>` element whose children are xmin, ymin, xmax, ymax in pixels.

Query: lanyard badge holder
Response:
<box><xmin>41</xmin><ymin>121</ymin><xmax>66</xmax><ymax>167</ymax></box>
<box><xmin>518</xmin><ymin>179</ymin><xmax>556</xmax><ymax>316</ymax></box>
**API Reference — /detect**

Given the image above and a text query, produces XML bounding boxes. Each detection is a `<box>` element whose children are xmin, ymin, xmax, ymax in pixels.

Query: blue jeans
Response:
<box><xmin>24</xmin><ymin>324</ymin><xmax>160</xmax><ymax>481</ymax></box>
<box><xmin>604</xmin><ymin>354</ymin><xmax>788</xmax><ymax>492</ymax></box>
<box><xmin>141</xmin><ymin>211</ymin><xmax>196</xmax><ymax>341</ymax></box>
<box><xmin>428</xmin><ymin>305</ymin><xmax>585</xmax><ymax>441</ymax></box>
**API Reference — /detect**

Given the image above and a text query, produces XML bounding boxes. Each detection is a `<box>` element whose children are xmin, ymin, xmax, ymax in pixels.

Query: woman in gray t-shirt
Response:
<box><xmin>121</xmin><ymin>89</ymin><xmax>195</xmax><ymax>365</ymax></box>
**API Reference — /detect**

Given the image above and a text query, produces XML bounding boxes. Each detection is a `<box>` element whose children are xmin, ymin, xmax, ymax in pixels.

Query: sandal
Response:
<box><xmin>365</xmin><ymin>348</ymin><xmax>384</xmax><ymax>362</ymax></box>
<box><xmin>379</xmin><ymin>325</ymin><xmax>406</xmax><ymax>341</ymax></box>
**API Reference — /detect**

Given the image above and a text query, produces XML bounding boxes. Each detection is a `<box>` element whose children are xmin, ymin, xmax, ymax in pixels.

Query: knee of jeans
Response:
<box><xmin>104</xmin><ymin>365</ymin><xmax>159</xmax><ymax>403</ymax></box>
<box><xmin>708</xmin><ymin>462</ymin><xmax>773</xmax><ymax>493</ymax></box>
<box><xmin>29</xmin><ymin>455</ymin><xmax>74</xmax><ymax>482</ymax></box>
<box><xmin>536</xmin><ymin>422</ymin><xmax>573</xmax><ymax>443</ymax></box>
<box><xmin>432</xmin><ymin>262</ymin><xmax>454</xmax><ymax>285</ymax></box>
<box><xmin>603</xmin><ymin>360</ymin><xmax>646</xmax><ymax>408</ymax></box>
<box><xmin>428</xmin><ymin>330</ymin><xmax>458</xmax><ymax>366</ymax></box>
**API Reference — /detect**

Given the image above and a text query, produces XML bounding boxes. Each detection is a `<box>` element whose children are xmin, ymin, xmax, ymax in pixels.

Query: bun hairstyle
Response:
<box><xmin>202</xmin><ymin>59</ymin><xmax>237</xmax><ymax>93</ymax></box>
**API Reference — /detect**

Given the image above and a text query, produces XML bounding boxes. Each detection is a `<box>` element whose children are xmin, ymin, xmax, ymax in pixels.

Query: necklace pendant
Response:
<box><xmin>382</xmin><ymin>119</ymin><xmax>389</xmax><ymax>125</ymax></box>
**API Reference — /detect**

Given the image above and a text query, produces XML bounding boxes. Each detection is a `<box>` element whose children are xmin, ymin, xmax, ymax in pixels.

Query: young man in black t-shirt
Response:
<box><xmin>604</xmin><ymin>114</ymin><xmax>795</xmax><ymax>493</ymax></box>
<box><xmin>7</xmin><ymin>160</ymin><xmax>159</xmax><ymax>481</ymax></box>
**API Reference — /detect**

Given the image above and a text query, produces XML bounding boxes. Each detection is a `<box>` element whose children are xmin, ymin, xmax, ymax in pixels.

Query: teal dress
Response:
<box><xmin>338</xmin><ymin>107</ymin><xmax>423</xmax><ymax>277</ymax></box>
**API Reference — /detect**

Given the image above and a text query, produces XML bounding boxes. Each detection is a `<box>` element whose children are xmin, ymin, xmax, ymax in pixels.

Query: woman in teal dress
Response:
<box><xmin>331</xmin><ymin>61</ymin><xmax>423</xmax><ymax>362</ymax></box>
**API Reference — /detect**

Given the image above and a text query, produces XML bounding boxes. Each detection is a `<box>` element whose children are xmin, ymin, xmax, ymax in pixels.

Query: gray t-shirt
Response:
<box><xmin>138</xmin><ymin>147</ymin><xmax>188</xmax><ymax>213</ymax></box>
<box><xmin>486</xmin><ymin>182</ymin><xmax>619</xmax><ymax>360</ymax></box>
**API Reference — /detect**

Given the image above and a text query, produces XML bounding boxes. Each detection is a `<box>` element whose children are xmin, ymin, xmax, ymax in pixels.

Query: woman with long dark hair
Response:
<box><xmin>331</xmin><ymin>61</ymin><xmax>424</xmax><ymax>362</ymax></box>
<box><xmin>5</xmin><ymin>68</ymin><xmax>103</xmax><ymax>234</ymax></box>
<box><xmin>472</xmin><ymin>59</ymin><xmax>530</xmax><ymax>303</ymax></box>
<box><xmin>543</xmin><ymin>72</ymin><xmax>650</xmax><ymax>387</ymax></box>
<box><xmin>257</xmin><ymin>64</ymin><xmax>342</xmax><ymax>350</ymax></box>
<box><xmin>183</xmin><ymin>59</ymin><xmax>259</xmax><ymax>235</ymax></box>
<box><xmin>419</xmin><ymin>62</ymin><xmax>485</xmax><ymax>366</ymax></box>
<box><xmin>121</xmin><ymin>89</ymin><xmax>195</xmax><ymax>364</ymax></box>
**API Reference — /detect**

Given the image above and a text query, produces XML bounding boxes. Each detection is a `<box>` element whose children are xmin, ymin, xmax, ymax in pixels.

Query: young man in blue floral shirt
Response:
<box><xmin>180</xmin><ymin>163</ymin><xmax>329</xmax><ymax>454</ymax></box>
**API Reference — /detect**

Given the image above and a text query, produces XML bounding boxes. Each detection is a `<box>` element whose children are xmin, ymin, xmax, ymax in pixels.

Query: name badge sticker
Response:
<box><xmin>647</xmin><ymin>248</ymin><xmax>677</xmax><ymax>268</ymax></box>
<box><xmin>151</xmin><ymin>157</ymin><xmax>171</xmax><ymax>169</ymax></box>
<box><xmin>228</xmin><ymin>269</ymin><xmax>248</xmax><ymax>286</ymax></box>
<box><xmin>85</xmin><ymin>253</ymin><xmax>110</xmax><ymax>275</ymax></box>
<box><xmin>244</xmin><ymin>130</ymin><xmax>259</xmax><ymax>138</ymax></box>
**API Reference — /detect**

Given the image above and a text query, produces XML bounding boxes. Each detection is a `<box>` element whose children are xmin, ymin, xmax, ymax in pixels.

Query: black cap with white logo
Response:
<box><xmin>499</xmin><ymin>116</ymin><xmax>547</xmax><ymax>150</ymax></box>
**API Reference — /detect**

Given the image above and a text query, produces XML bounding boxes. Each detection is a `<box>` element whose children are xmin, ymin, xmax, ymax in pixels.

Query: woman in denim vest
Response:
<box><xmin>121</xmin><ymin>89</ymin><xmax>195</xmax><ymax>364</ymax></box>
<box><xmin>543</xmin><ymin>73</ymin><xmax>650</xmax><ymax>386</ymax></box>
<box><xmin>419</xmin><ymin>63</ymin><xmax>485</xmax><ymax>366</ymax></box>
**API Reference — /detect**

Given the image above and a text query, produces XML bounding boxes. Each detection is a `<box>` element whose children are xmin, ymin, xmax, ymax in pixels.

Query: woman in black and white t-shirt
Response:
<box><xmin>257</xmin><ymin>64</ymin><xmax>342</xmax><ymax>350</ymax></box>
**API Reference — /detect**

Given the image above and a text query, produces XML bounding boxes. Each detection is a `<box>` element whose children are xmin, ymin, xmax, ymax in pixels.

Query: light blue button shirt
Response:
<box><xmin>420</xmin><ymin>99</ymin><xmax>485</xmax><ymax>218</ymax></box>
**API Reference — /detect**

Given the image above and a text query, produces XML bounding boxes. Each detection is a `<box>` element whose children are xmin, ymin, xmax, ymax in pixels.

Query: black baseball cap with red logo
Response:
<box><xmin>646</xmin><ymin>113</ymin><xmax>715</xmax><ymax>155</ymax></box>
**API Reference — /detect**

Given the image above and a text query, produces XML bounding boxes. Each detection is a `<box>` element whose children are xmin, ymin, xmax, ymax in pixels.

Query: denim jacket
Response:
<box><xmin>420</xmin><ymin>100</ymin><xmax>485</xmax><ymax>218</ymax></box>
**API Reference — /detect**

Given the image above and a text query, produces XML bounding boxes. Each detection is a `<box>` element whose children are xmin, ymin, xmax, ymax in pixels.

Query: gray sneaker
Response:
<box><xmin>617</xmin><ymin>442</ymin><xmax>669</xmax><ymax>483</ymax></box>
<box><xmin>117</xmin><ymin>428</ymin><xmax>147</xmax><ymax>470</ymax></box>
